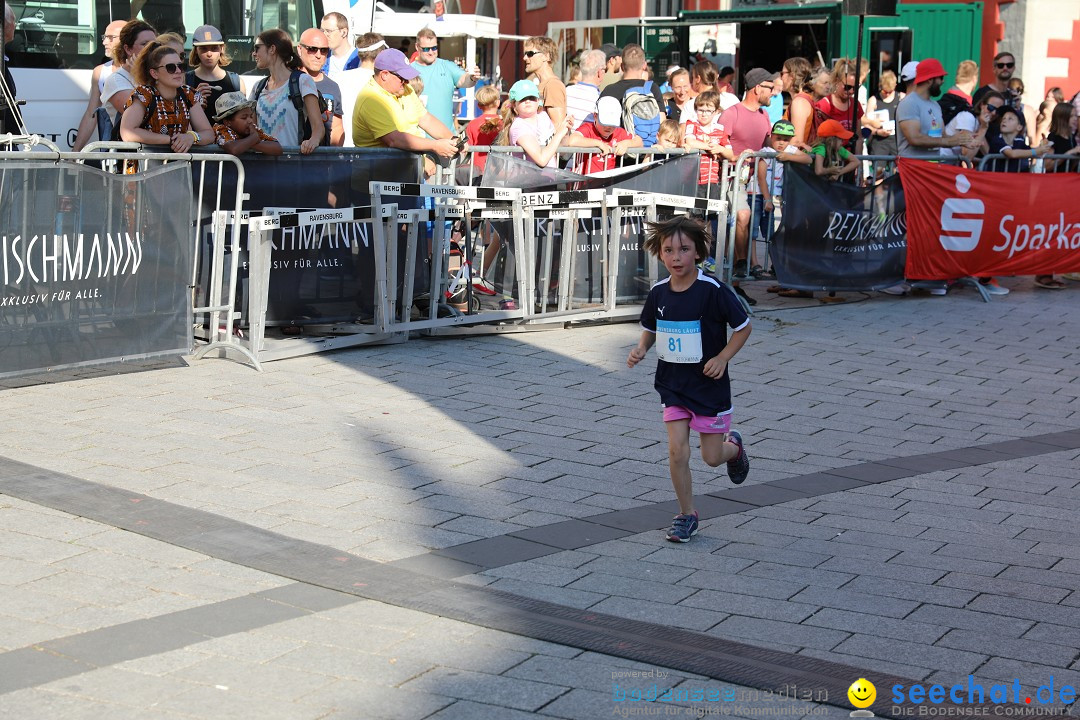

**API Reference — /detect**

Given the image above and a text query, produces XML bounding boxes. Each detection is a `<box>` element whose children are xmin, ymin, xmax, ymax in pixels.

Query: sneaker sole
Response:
<box><xmin>665</xmin><ymin>528</ymin><xmax>697</xmax><ymax>543</ymax></box>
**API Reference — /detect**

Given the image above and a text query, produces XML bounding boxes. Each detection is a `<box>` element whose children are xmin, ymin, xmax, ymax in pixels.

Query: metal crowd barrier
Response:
<box><xmin>978</xmin><ymin>153</ymin><xmax>1080</xmax><ymax>173</ymax></box>
<box><xmin>75</xmin><ymin>142</ymin><xmax>257</xmax><ymax>367</ymax></box>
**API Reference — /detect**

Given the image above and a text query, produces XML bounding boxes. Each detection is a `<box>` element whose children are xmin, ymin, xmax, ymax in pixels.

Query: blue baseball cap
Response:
<box><xmin>508</xmin><ymin>79</ymin><xmax>540</xmax><ymax>102</ymax></box>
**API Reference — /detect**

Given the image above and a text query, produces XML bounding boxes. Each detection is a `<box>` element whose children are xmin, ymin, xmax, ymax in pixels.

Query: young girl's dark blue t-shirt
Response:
<box><xmin>640</xmin><ymin>270</ymin><xmax>750</xmax><ymax>417</ymax></box>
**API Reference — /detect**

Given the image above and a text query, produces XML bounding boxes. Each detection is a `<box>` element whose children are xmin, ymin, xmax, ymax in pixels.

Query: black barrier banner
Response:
<box><xmin>771</xmin><ymin>164</ymin><xmax>907</xmax><ymax>292</ymax></box>
<box><xmin>195</xmin><ymin>149</ymin><xmax>422</xmax><ymax>325</ymax></box>
<box><xmin>481</xmin><ymin>153</ymin><xmax>701</xmax><ymax>197</ymax></box>
<box><xmin>0</xmin><ymin>161</ymin><xmax>193</xmax><ymax>376</ymax></box>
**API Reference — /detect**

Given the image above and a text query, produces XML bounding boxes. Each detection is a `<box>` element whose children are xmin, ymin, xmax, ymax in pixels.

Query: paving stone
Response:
<box><xmin>935</xmin><ymin>629</ymin><xmax>1076</xmax><ymax>667</ymax></box>
<box><xmin>678</xmin><ymin>590</ymin><xmax>817</xmax><ymax>623</ymax></box>
<box><xmin>788</xmin><ymin>585</ymin><xmax>919</xmax><ymax>619</ymax></box>
<box><xmin>831</xmin><ymin>633</ymin><xmax>987</xmax><ymax>674</ymax></box>
<box><xmin>708</xmin><ymin>616</ymin><xmax>849</xmax><ymax>651</ymax></box>
<box><xmin>400</xmin><ymin>667</ymin><xmax>568</xmax><ymax>712</ymax></box>
<box><xmin>935</xmin><ymin>571</ymin><xmax>1071</xmax><ymax>603</ymax></box>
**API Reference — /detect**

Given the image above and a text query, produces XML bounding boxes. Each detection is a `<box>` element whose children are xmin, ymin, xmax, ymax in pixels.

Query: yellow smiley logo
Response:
<box><xmin>848</xmin><ymin>678</ymin><xmax>876</xmax><ymax>709</ymax></box>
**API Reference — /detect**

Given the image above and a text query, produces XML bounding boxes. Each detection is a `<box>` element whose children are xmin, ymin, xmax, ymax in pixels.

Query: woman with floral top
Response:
<box><xmin>119</xmin><ymin>41</ymin><xmax>214</xmax><ymax>152</ymax></box>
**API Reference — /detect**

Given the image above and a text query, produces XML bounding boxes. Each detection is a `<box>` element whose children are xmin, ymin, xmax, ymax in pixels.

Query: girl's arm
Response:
<box><xmin>627</xmin><ymin>330</ymin><xmax>656</xmax><ymax>368</ymax></box>
<box><xmin>300</xmin><ymin>93</ymin><xmax>325</xmax><ymax>154</ymax></box>
<box><xmin>836</xmin><ymin>153</ymin><xmax>860</xmax><ymax>176</ymax></box>
<box><xmin>516</xmin><ymin>123</ymin><xmax>569</xmax><ymax>168</ymax></box>
<box><xmin>790</xmin><ymin>96</ymin><xmax>812</xmax><ymax>146</ymax></box>
<box><xmin>813</xmin><ymin>151</ymin><xmax>827</xmax><ymax>176</ymax></box>
<box><xmin>703</xmin><ymin>323</ymin><xmax>751</xmax><ymax>379</ymax></box>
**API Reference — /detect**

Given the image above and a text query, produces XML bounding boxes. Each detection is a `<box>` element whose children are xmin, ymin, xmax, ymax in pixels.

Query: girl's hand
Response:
<box><xmin>300</xmin><ymin>137</ymin><xmax>319</xmax><ymax>155</ymax></box>
<box><xmin>627</xmin><ymin>346</ymin><xmax>647</xmax><ymax>368</ymax></box>
<box><xmin>194</xmin><ymin>83</ymin><xmax>211</xmax><ymax>107</ymax></box>
<box><xmin>702</xmin><ymin>356</ymin><xmax>728</xmax><ymax>379</ymax></box>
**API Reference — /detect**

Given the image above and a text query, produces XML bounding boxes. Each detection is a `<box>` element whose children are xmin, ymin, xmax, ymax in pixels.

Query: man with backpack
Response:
<box><xmin>599</xmin><ymin>44</ymin><xmax>665</xmax><ymax>148</ymax></box>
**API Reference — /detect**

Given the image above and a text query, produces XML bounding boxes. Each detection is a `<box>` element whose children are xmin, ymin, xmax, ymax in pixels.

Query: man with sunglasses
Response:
<box><xmin>973</xmin><ymin>51</ymin><xmax>1017</xmax><ymax>110</ymax></box>
<box><xmin>297</xmin><ymin>28</ymin><xmax>344</xmax><ymax>146</ymax></box>
<box><xmin>410</xmin><ymin>27</ymin><xmax>480</xmax><ymax>132</ymax></box>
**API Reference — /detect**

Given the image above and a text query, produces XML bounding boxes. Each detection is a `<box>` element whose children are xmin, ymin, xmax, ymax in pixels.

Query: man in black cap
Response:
<box><xmin>600</xmin><ymin>43</ymin><xmax>621</xmax><ymax>90</ymax></box>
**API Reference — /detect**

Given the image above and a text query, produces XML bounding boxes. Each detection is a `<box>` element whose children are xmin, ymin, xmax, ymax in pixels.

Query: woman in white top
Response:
<box><xmin>248</xmin><ymin>28</ymin><xmax>324</xmax><ymax>153</ymax></box>
<box><xmin>496</xmin><ymin>79</ymin><xmax>571</xmax><ymax>169</ymax></box>
<box><xmin>100</xmin><ymin>20</ymin><xmax>158</xmax><ymax>128</ymax></box>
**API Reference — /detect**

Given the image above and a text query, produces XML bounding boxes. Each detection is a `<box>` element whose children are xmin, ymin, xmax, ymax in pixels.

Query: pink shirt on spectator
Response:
<box><xmin>509</xmin><ymin>112</ymin><xmax>557</xmax><ymax>168</ymax></box>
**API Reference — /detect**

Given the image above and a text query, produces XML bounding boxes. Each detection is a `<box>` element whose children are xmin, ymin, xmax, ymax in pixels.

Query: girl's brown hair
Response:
<box><xmin>132</xmin><ymin>41</ymin><xmax>180</xmax><ymax>86</ymax></box>
<box><xmin>782</xmin><ymin>57</ymin><xmax>812</xmax><ymax>95</ymax></box>
<box><xmin>113</xmin><ymin>19</ymin><xmax>156</xmax><ymax>65</ymax></box>
<box><xmin>643</xmin><ymin>215</ymin><xmax>711</xmax><ymax>261</ymax></box>
<box><xmin>258</xmin><ymin>28</ymin><xmax>302</xmax><ymax>71</ymax></box>
<box><xmin>1049</xmin><ymin>102</ymin><xmax>1076</xmax><ymax>138</ymax></box>
<box><xmin>494</xmin><ymin>98</ymin><xmax>519</xmax><ymax>146</ymax></box>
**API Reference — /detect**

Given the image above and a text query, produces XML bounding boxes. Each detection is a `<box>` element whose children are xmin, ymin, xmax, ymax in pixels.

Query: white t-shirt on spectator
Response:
<box><xmin>565</xmin><ymin>82</ymin><xmax>600</xmax><ymax>131</ymax></box>
<box><xmin>940</xmin><ymin>110</ymin><xmax>977</xmax><ymax>158</ymax></box>
<box><xmin>101</xmin><ymin>67</ymin><xmax>135</xmax><ymax>125</ymax></box>
<box><xmin>509</xmin><ymin>112</ymin><xmax>557</xmax><ymax>168</ymax></box>
<box><xmin>250</xmin><ymin>73</ymin><xmax>319</xmax><ymax>146</ymax></box>
<box><xmin>337</xmin><ymin>67</ymin><xmax>373</xmax><ymax>147</ymax></box>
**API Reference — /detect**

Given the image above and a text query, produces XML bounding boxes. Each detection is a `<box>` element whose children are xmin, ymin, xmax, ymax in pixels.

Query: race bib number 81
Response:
<box><xmin>656</xmin><ymin>320</ymin><xmax>703</xmax><ymax>363</ymax></box>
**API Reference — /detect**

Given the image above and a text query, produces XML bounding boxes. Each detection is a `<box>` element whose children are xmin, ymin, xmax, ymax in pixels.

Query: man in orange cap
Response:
<box><xmin>896</xmin><ymin>58</ymin><xmax>978</xmax><ymax>159</ymax></box>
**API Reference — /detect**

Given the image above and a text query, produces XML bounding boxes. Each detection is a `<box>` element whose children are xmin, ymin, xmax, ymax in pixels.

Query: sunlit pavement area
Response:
<box><xmin>2</xmin><ymin>277</ymin><xmax>1080</xmax><ymax>719</ymax></box>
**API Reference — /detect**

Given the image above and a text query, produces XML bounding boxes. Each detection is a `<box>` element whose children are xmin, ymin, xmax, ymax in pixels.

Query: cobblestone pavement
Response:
<box><xmin>1</xmin><ymin>278</ymin><xmax>1080</xmax><ymax>719</ymax></box>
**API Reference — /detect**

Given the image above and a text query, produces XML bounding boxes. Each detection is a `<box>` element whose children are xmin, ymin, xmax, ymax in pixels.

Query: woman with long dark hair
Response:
<box><xmin>248</xmin><ymin>28</ymin><xmax>324</xmax><ymax>153</ymax></box>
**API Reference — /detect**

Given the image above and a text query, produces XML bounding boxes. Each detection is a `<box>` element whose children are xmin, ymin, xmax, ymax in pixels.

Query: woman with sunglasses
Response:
<box><xmin>185</xmin><ymin>24</ymin><xmax>244</xmax><ymax>114</ymax></box>
<box><xmin>249</xmin><ymin>29</ymin><xmax>324</xmax><ymax>154</ymax></box>
<box><xmin>814</xmin><ymin>59</ymin><xmax>863</xmax><ymax>155</ymax></box>
<box><xmin>119</xmin><ymin>41</ymin><xmax>213</xmax><ymax>152</ymax></box>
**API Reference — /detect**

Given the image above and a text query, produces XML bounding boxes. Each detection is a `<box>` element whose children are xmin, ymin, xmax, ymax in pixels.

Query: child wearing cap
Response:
<box><xmin>564</xmin><ymin>96</ymin><xmax>643</xmax><ymax>174</ymax></box>
<box><xmin>186</xmin><ymin>24</ymin><xmax>244</xmax><ymax>115</ymax></box>
<box><xmin>496</xmin><ymin>79</ymin><xmax>572</xmax><ymax>169</ymax></box>
<box><xmin>682</xmin><ymin>91</ymin><xmax>735</xmax><ymax>198</ymax></box>
<box><xmin>755</xmin><ymin>120</ymin><xmax>812</xmax><ymax>237</ymax></box>
<box><xmin>811</xmin><ymin>119</ymin><xmax>859</xmax><ymax>181</ymax></box>
<box><xmin>213</xmin><ymin>92</ymin><xmax>282</xmax><ymax>156</ymax></box>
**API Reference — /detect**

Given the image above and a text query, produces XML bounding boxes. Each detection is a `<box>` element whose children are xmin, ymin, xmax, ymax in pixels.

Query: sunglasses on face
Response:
<box><xmin>156</xmin><ymin>62</ymin><xmax>184</xmax><ymax>74</ymax></box>
<box><xmin>843</xmin><ymin>84</ymin><xmax>855</xmax><ymax>91</ymax></box>
<box><xmin>300</xmin><ymin>43</ymin><xmax>329</xmax><ymax>55</ymax></box>
<box><xmin>996</xmin><ymin>62</ymin><xmax>1015</xmax><ymax>69</ymax></box>
<box><xmin>419</xmin><ymin>45</ymin><xmax>438</xmax><ymax>52</ymax></box>
<box><xmin>252</xmin><ymin>43</ymin><xmax>265</xmax><ymax>51</ymax></box>
<box><xmin>523</xmin><ymin>50</ymin><xmax>543</xmax><ymax>58</ymax></box>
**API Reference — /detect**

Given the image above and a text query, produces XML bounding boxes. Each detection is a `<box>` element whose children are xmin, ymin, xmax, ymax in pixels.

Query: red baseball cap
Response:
<box><xmin>817</xmin><ymin>119</ymin><xmax>853</xmax><ymax>141</ymax></box>
<box><xmin>914</xmin><ymin>58</ymin><xmax>947</xmax><ymax>85</ymax></box>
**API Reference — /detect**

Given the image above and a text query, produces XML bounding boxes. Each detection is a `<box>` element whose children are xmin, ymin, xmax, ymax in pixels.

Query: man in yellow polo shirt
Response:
<box><xmin>352</xmin><ymin>48</ymin><xmax>459</xmax><ymax>158</ymax></box>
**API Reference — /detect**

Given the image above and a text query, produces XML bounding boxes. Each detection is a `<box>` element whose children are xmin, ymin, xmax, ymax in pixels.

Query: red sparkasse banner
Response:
<box><xmin>899</xmin><ymin>158</ymin><xmax>1080</xmax><ymax>280</ymax></box>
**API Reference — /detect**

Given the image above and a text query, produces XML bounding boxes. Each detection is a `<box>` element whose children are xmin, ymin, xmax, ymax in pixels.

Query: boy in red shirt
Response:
<box><xmin>463</xmin><ymin>85</ymin><xmax>503</xmax><ymax>177</ymax></box>
<box><xmin>682</xmin><ymin>91</ymin><xmax>735</xmax><ymax>198</ymax></box>
<box><xmin>565</xmin><ymin>96</ymin><xmax>643</xmax><ymax>174</ymax></box>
